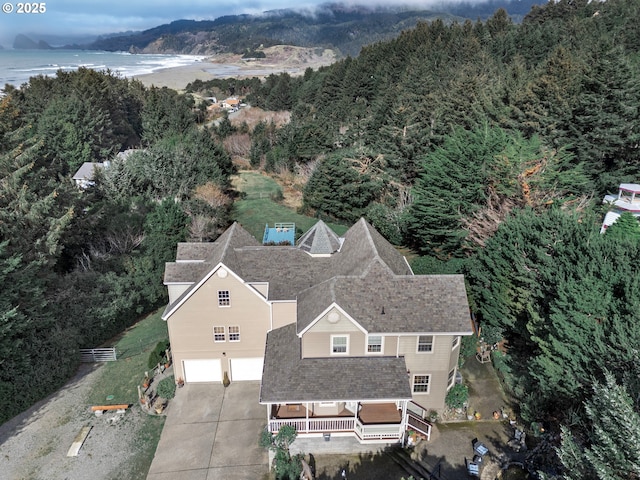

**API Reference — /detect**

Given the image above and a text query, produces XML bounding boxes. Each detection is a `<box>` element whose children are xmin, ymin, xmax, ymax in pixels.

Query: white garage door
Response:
<box><xmin>183</xmin><ymin>359</ymin><xmax>222</xmax><ymax>383</ymax></box>
<box><xmin>230</xmin><ymin>357</ymin><xmax>264</xmax><ymax>381</ymax></box>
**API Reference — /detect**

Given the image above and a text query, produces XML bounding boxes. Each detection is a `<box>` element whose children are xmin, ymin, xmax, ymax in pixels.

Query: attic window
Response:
<box><xmin>218</xmin><ymin>290</ymin><xmax>230</xmax><ymax>307</ymax></box>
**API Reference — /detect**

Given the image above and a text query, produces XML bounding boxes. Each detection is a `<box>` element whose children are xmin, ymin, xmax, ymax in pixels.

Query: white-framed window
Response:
<box><xmin>229</xmin><ymin>325</ymin><xmax>240</xmax><ymax>342</ymax></box>
<box><xmin>413</xmin><ymin>374</ymin><xmax>431</xmax><ymax>393</ymax></box>
<box><xmin>318</xmin><ymin>401</ymin><xmax>337</xmax><ymax>407</ymax></box>
<box><xmin>417</xmin><ymin>335</ymin><xmax>434</xmax><ymax>353</ymax></box>
<box><xmin>452</xmin><ymin>335</ymin><xmax>460</xmax><ymax>350</ymax></box>
<box><xmin>331</xmin><ymin>335</ymin><xmax>349</xmax><ymax>354</ymax></box>
<box><xmin>213</xmin><ymin>326</ymin><xmax>225</xmax><ymax>342</ymax></box>
<box><xmin>218</xmin><ymin>290</ymin><xmax>230</xmax><ymax>307</ymax></box>
<box><xmin>367</xmin><ymin>335</ymin><xmax>383</xmax><ymax>353</ymax></box>
<box><xmin>447</xmin><ymin>368</ymin><xmax>456</xmax><ymax>389</ymax></box>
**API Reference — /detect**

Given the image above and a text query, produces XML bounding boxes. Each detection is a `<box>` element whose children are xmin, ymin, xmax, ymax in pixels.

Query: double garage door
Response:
<box><xmin>183</xmin><ymin>357</ymin><xmax>263</xmax><ymax>383</ymax></box>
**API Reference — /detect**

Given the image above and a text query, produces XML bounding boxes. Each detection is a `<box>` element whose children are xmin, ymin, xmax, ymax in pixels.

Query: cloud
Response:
<box><xmin>0</xmin><ymin>0</ymin><xmax>503</xmax><ymax>47</ymax></box>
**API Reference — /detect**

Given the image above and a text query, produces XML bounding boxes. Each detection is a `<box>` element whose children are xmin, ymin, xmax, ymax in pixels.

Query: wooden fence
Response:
<box><xmin>79</xmin><ymin>347</ymin><xmax>117</xmax><ymax>362</ymax></box>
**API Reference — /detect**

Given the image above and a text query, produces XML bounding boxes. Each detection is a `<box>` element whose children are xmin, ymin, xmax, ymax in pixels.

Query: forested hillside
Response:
<box><xmin>0</xmin><ymin>69</ymin><xmax>235</xmax><ymax>424</ymax></box>
<box><xmin>190</xmin><ymin>0</ymin><xmax>640</xmax><ymax>476</ymax></box>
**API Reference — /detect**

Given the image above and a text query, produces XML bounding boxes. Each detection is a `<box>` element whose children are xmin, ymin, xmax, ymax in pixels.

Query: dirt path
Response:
<box><xmin>0</xmin><ymin>364</ymin><xmax>160</xmax><ymax>480</ymax></box>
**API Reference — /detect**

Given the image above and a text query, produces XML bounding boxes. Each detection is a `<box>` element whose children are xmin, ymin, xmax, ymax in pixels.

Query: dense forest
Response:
<box><xmin>3</xmin><ymin>0</ymin><xmax>640</xmax><ymax>477</ymax></box>
<box><xmin>0</xmin><ymin>69</ymin><xmax>235</xmax><ymax>424</ymax></box>
<box><xmin>189</xmin><ymin>0</ymin><xmax>640</xmax><ymax>477</ymax></box>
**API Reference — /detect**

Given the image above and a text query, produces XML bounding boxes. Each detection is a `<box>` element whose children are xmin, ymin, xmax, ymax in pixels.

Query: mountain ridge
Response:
<box><xmin>12</xmin><ymin>1</ymin><xmax>543</xmax><ymax>57</ymax></box>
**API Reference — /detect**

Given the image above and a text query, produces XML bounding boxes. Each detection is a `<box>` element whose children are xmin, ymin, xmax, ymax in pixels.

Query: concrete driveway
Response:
<box><xmin>146</xmin><ymin>382</ymin><xmax>269</xmax><ymax>480</ymax></box>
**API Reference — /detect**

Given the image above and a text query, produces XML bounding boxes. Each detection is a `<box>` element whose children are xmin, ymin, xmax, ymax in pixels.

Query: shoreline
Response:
<box><xmin>133</xmin><ymin>59</ymin><xmax>315</xmax><ymax>90</ymax></box>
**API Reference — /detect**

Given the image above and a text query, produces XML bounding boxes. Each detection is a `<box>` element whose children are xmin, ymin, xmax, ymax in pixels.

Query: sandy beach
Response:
<box><xmin>134</xmin><ymin>47</ymin><xmax>337</xmax><ymax>90</ymax></box>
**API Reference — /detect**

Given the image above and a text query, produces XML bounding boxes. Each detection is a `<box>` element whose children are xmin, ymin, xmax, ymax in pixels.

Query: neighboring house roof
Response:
<box><xmin>296</xmin><ymin>266</ymin><xmax>471</xmax><ymax>335</ymax></box>
<box><xmin>260</xmin><ymin>324</ymin><xmax>413</xmax><ymax>404</ymax></box>
<box><xmin>72</xmin><ymin>162</ymin><xmax>105</xmax><ymax>181</ymax></box>
<box><xmin>297</xmin><ymin>220</ymin><xmax>342</xmax><ymax>255</ymax></box>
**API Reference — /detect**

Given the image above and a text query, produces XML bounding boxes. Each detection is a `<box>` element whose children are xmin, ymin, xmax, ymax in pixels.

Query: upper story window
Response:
<box><xmin>452</xmin><ymin>335</ymin><xmax>460</xmax><ymax>350</ymax></box>
<box><xmin>413</xmin><ymin>374</ymin><xmax>431</xmax><ymax>393</ymax></box>
<box><xmin>229</xmin><ymin>326</ymin><xmax>240</xmax><ymax>342</ymax></box>
<box><xmin>417</xmin><ymin>335</ymin><xmax>434</xmax><ymax>353</ymax></box>
<box><xmin>367</xmin><ymin>335</ymin><xmax>383</xmax><ymax>353</ymax></box>
<box><xmin>213</xmin><ymin>326</ymin><xmax>225</xmax><ymax>342</ymax></box>
<box><xmin>218</xmin><ymin>290</ymin><xmax>230</xmax><ymax>307</ymax></box>
<box><xmin>331</xmin><ymin>335</ymin><xmax>349</xmax><ymax>354</ymax></box>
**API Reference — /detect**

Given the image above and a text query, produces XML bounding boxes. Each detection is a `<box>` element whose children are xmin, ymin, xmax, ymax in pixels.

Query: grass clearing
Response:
<box><xmin>232</xmin><ymin>171</ymin><xmax>348</xmax><ymax>241</ymax></box>
<box><xmin>88</xmin><ymin>309</ymin><xmax>168</xmax><ymax>406</ymax></box>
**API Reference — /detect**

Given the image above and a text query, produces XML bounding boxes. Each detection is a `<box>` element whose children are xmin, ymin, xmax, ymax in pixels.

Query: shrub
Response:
<box><xmin>156</xmin><ymin>376</ymin><xmax>176</xmax><ymax>399</ymax></box>
<box><xmin>445</xmin><ymin>384</ymin><xmax>469</xmax><ymax>409</ymax></box>
<box><xmin>147</xmin><ymin>340</ymin><xmax>170</xmax><ymax>369</ymax></box>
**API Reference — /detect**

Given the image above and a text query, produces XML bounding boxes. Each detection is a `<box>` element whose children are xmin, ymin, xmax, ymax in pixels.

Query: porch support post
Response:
<box><xmin>305</xmin><ymin>402</ymin><xmax>309</xmax><ymax>433</ymax></box>
<box><xmin>401</xmin><ymin>400</ymin><xmax>408</xmax><ymax>442</ymax></box>
<box><xmin>267</xmin><ymin>404</ymin><xmax>271</xmax><ymax>432</ymax></box>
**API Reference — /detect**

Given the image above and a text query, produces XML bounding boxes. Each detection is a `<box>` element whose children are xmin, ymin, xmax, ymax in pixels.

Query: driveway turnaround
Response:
<box><xmin>147</xmin><ymin>382</ymin><xmax>268</xmax><ymax>480</ymax></box>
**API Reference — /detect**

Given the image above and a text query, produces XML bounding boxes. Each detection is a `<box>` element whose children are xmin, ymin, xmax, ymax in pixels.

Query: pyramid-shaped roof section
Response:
<box><xmin>297</xmin><ymin>220</ymin><xmax>342</xmax><ymax>255</ymax></box>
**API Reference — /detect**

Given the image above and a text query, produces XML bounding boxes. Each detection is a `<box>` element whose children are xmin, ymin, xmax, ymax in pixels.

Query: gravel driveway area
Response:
<box><xmin>0</xmin><ymin>364</ymin><xmax>162</xmax><ymax>480</ymax></box>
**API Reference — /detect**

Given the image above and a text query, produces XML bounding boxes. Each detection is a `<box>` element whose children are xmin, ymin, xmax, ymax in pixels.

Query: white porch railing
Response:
<box><xmin>268</xmin><ymin>417</ymin><xmax>355</xmax><ymax>434</ymax></box>
<box><xmin>407</xmin><ymin>411</ymin><xmax>432</xmax><ymax>441</ymax></box>
<box><xmin>268</xmin><ymin>417</ymin><xmax>403</xmax><ymax>441</ymax></box>
<box><xmin>354</xmin><ymin>420</ymin><xmax>403</xmax><ymax>440</ymax></box>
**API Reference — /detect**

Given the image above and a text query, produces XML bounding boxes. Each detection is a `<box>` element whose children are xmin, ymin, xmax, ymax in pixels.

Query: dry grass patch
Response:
<box><xmin>230</xmin><ymin>107</ymin><xmax>290</xmax><ymax>130</ymax></box>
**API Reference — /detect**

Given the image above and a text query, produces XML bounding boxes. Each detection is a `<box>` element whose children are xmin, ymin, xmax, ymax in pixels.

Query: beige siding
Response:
<box><xmin>399</xmin><ymin>335</ymin><xmax>458</xmax><ymax>410</ymax></box>
<box><xmin>301</xmin><ymin>310</ymin><xmax>367</xmax><ymax>358</ymax></box>
<box><xmin>249</xmin><ymin>283</ymin><xmax>268</xmax><ymax>298</ymax></box>
<box><xmin>272</xmin><ymin>301</ymin><xmax>297</xmax><ymax>329</ymax></box>
<box><xmin>167</xmin><ymin>269</ymin><xmax>270</xmax><ymax>382</ymax></box>
<box><xmin>167</xmin><ymin>284</ymin><xmax>191</xmax><ymax>304</ymax></box>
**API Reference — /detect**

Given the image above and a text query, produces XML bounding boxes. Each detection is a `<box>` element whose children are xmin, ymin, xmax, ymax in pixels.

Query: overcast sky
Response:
<box><xmin>0</xmin><ymin>0</ymin><xmax>489</xmax><ymax>47</ymax></box>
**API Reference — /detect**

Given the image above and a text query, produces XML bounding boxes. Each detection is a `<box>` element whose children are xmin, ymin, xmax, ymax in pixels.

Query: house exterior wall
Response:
<box><xmin>301</xmin><ymin>311</ymin><xmax>365</xmax><ymax>357</ymax></box>
<box><xmin>272</xmin><ymin>301</ymin><xmax>297</xmax><ymax>329</ymax></box>
<box><xmin>167</xmin><ymin>268</ymin><xmax>270</xmax><ymax>382</ymax></box>
<box><xmin>399</xmin><ymin>334</ymin><xmax>459</xmax><ymax>410</ymax></box>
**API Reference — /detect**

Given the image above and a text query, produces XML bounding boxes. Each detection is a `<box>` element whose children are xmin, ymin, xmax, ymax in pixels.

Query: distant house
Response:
<box><xmin>162</xmin><ymin>219</ymin><xmax>473</xmax><ymax>445</ymax></box>
<box><xmin>601</xmin><ymin>183</ymin><xmax>640</xmax><ymax>233</ymax></box>
<box><xmin>71</xmin><ymin>161</ymin><xmax>109</xmax><ymax>189</ymax></box>
<box><xmin>220</xmin><ymin>97</ymin><xmax>240</xmax><ymax>111</ymax></box>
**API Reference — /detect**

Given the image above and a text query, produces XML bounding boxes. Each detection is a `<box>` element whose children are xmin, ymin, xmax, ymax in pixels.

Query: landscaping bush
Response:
<box><xmin>445</xmin><ymin>384</ymin><xmax>469</xmax><ymax>409</ymax></box>
<box><xmin>156</xmin><ymin>376</ymin><xmax>176</xmax><ymax>399</ymax></box>
<box><xmin>147</xmin><ymin>340</ymin><xmax>170</xmax><ymax>370</ymax></box>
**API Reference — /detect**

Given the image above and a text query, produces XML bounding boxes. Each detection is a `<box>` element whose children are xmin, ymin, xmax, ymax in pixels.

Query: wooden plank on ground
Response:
<box><xmin>67</xmin><ymin>426</ymin><xmax>92</xmax><ymax>457</ymax></box>
<box><xmin>90</xmin><ymin>404</ymin><xmax>129</xmax><ymax>412</ymax></box>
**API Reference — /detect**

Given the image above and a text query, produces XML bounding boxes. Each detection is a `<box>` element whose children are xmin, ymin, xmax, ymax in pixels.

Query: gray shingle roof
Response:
<box><xmin>72</xmin><ymin>162</ymin><xmax>105</xmax><ymax>181</ymax></box>
<box><xmin>260</xmin><ymin>324</ymin><xmax>413</xmax><ymax>403</ymax></box>
<box><xmin>296</xmin><ymin>270</ymin><xmax>472</xmax><ymax>335</ymax></box>
<box><xmin>163</xmin><ymin>219</ymin><xmax>465</xmax><ymax>322</ymax></box>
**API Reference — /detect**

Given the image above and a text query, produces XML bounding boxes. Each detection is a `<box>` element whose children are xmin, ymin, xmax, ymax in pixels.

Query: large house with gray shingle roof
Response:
<box><xmin>162</xmin><ymin>218</ymin><xmax>472</xmax><ymax>444</ymax></box>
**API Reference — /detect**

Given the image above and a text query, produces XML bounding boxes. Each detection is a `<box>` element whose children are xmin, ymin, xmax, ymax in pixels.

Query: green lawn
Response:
<box><xmin>88</xmin><ymin>309</ymin><xmax>168</xmax><ymax>406</ymax></box>
<box><xmin>232</xmin><ymin>171</ymin><xmax>348</xmax><ymax>241</ymax></box>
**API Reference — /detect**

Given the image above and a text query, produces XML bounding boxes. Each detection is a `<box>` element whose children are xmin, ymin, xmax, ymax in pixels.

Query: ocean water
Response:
<box><xmin>0</xmin><ymin>49</ymin><xmax>205</xmax><ymax>89</ymax></box>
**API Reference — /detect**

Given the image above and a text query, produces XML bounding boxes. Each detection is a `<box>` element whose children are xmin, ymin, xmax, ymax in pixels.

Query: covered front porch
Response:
<box><xmin>266</xmin><ymin>401</ymin><xmax>407</xmax><ymax>442</ymax></box>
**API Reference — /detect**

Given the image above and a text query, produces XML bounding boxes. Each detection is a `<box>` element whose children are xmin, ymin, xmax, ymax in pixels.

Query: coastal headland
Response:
<box><xmin>134</xmin><ymin>45</ymin><xmax>337</xmax><ymax>90</ymax></box>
